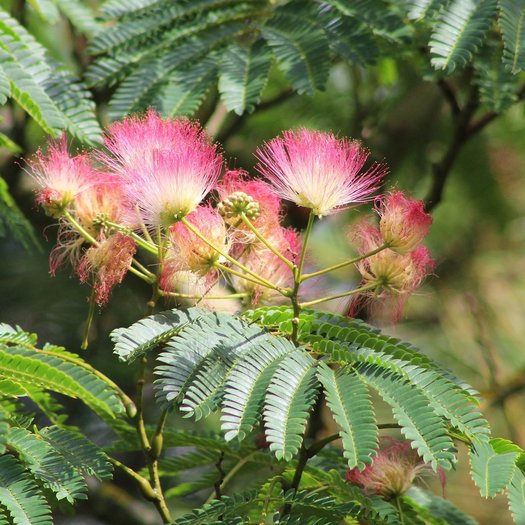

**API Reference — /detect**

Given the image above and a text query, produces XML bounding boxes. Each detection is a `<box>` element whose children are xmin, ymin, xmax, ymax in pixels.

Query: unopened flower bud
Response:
<box><xmin>218</xmin><ymin>191</ymin><xmax>261</xmax><ymax>222</ymax></box>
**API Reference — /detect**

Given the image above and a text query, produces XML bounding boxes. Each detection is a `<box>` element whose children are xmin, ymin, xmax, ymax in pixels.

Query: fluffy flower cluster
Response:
<box><xmin>346</xmin><ymin>437</ymin><xmax>440</xmax><ymax>499</ymax></box>
<box><xmin>28</xmin><ymin>110</ymin><xmax>432</xmax><ymax>314</ymax></box>
<box><xmin>348</xmin><ymin>191</ymin><xmax>433</xmax><ymax>321</ymax></box>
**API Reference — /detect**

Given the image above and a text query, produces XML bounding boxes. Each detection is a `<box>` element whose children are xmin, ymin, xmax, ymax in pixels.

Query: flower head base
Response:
<box><xmin>28</xmin><ymin>137</ymin><xmax>95</xmax><ymax>217</ymax></box>
<box><xmin>377</xmin><ymin>191</ymin><xmax>432</xmax><ymax>254</ymax></box>
<box><xmin>346</xmin><ymin>437</ymin><xmax>433</xmax><ymax>499</ymax></box>
<box><xmin>217</xmin><ymin>192</ymin><xmax>261</xmax><ymax>222</ymax></box>
<box><xmin>217</xmin><ymin>170</ymin><xmax>281</xmax><ymax>227</ymax></box>
<box><xmin>75</xmin><ymin>174</ymin><xmax>128</xmax><ymax>233</ymax></box>
<box><xmin>165</xmin><ymin>206</ymin><xmax>228</xmax><ymax>280</ymax></box>
<box><xmin>231</xmin><ymin>227</ymin><xmax>299</xmax><ymax>304</ymax></box>
<box><xmin>77</xmin><ymin>233</ymin><xmax>136</xmax><ymax>305</ymax></box>
<box><xmin>256</xmin><ymin>129</ymin><xmax>387</xmax><ymax>217</ymax></box>
<box><xmin>100</xmin><ymin>111</ymin><xmax>222</xmax><ymax>228</ymax></box>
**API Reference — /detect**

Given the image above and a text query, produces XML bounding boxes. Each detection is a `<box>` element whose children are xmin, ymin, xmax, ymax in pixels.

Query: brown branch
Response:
<box><xmin>424</xmin><ymin>84</ymin><xmax>480</xmax><ymax>211</ymax></box>
<box><xmin>437</xmin><ymin>78</ymin><xmax>461</xmax><ymax>117</ymax></box>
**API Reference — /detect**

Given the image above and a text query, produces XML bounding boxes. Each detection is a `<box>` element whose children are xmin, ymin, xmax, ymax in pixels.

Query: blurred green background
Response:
<box><xmin>1</xmin><ymin>5</ymin><xmax>525</xmax><ymax>523</ymax></box>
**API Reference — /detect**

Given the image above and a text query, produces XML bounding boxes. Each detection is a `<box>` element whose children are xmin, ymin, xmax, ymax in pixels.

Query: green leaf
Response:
<box><xmin>499</xmin><ymin>0</ymin><xmax>525</xmax><ymax>73</ymax></box>
<box><xmin>407</xmin><ymin>0</ymin><xmax>449</xmax><ymax>20</ymax></box>
<box><xmin>172</xmin><ymin>489</ymin><xmax>260</xmax><ymax>524</ymax></box>
<box><xmin>262</xmin><ymin>14</ymin><xmax>330</xmax><ymax>95</ymax></box>
<box><xmin>0</xmin><ymin>454</ymin><xmax>52</xmax><ymax>525</ymax></box>
<box><xmin>0</xmin><ymin>132</ymin><xmax>21</xmax><ymax>154</ymax></box>
<box><xmin>0</xmin><ymin>348</ymin><xmax>118</xmax><ymax>417</ymax></box>
<box><xmin>41</xmin><ymin>60</ymin><xmax>102</xmax><ymax>144</ymax></box>
<box><xmin>221</xmin><ymin>336</ymin><xmax>294</xmax><ymax>441</ymax></box>
<box><xmin>474</xmin><ymin>41</ymin><xmax>520</xmax><ymax>111</ymax></box>
<box><xmin>7</xmin><ymin>427</ymin><xmax>87</xmax><ymax>503</ymax></box>
<box><xmin>0</xmin><ymin>177</ymin><xmax>39</xmax><ymax>252</ymax></box>
<box><xmin>264</xmin><ymin>349</ymin><xmax>320</xmax><ymax>461</ymax></box>
<box><xmin>0</xmin><ymin>50</ymin><xmax>63</xmax><ymax>136</ymax></box>
<box><xmin>0</xmin><ymin>65</ymin><xmax>10</xmax><ymax>104</ymax></box>
<box><xmin>430</xmin><ymin>0</ymin><xmax>498</xmax><ymax>72</ymax></box>
<box><xmin>52</xmin><ymin>0</ymin><xmax>102</xmax><ymax>38</ymax></box>
<box><xmin>508</xmin><ymin>467</ymin><xmax>525</xmax><ymax>524</ymax></box>
<box><xmin>317</xmin><ymin>363</ymin><xmax>377</xmax><ymax>470</ymax></box>
<box><xmin>218</xmin><ymin>39</ymin><xmax>272</xmax><ymax>115</ymax></box>
<box><xmin>112</xmin><ymin>307</ymin><xmax>201</xmax><ymax>362</ymax></box>
<box><xmin>160</xmin><ymin>58</ymin><xmax>217</xmax><ymax>117</ymax></box>
<box><xmin>470</xmin><ymin>440</ymin><xmax>518</xmax><ymax>498</ymax></box>
<box><xmin>7</xmin><ymin>345</ymin><xmax>123</xmax><ymax>417</ymax></box>
<box><xmin>0</xmin><ymin>407</ymin><xmax>8</xmax><ymax>454</ymax></box>
<box><xmin>406</xmin><ymin>487</ymin><xmax>478</xmax><ymax>525</ymax></box>
<box><xmin>28</xmin><ymin>0</ymin><xmax>60</xmax><ymax>23</ymax></box>
<box><xmin>38</xmin><ymin>426</ymin><xmax>113</xmax><ymax>481</ymax></box>
<box><xmin>101</xmin><ymin>0</ymin><xmax>164</xmax><ymax>19</ymax></box>
<box><xmin>354</xmin><ymin>363</ymin><xmax>456</xmax><ymax>470</ymax></box>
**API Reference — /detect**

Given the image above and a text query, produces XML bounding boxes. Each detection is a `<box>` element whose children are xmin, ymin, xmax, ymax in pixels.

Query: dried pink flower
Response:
<box><xmin>77</xmin><ymin>232</ymin><xmax>136</xmax><ymax>305</ymax></box>
<box><xmin>376</xmin><ymin>191</ymin><xmax>432</xmax><ymax>254</ymax></box>
<box><xmin>100</xmin><ymin>110</ymin><xmax>222</xmax><ymax>227</ymax></box>
<box><xmin>163</xmin><ymin>206</ymin><xmax>228</xmax><ymax>283</ymax></box>
<box><xmin>27</xmin><ymin>136</ymin><xmax>95</xmax><ymax>216</ymax></box>
<box><xmin>255</xmin><ymin>129</ymin><xmax>387</xmax><ymax>217</ymax></box>
<box><xmin>346</xmin><ymin>437</ymin><xmax>434</xmax><ymax>499</ymax></box>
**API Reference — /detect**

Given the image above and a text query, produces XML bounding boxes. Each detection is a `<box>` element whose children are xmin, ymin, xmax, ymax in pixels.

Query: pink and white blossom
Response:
<box><xmin>255</xmin><ymin>129</ymin><xmax>387</xmax><ymax>217</ymax></box>
<box><xmin>28</xmin><ymin>136</ymin><xmax>95</xmax><ymax>216</ymax></box>
<box><xmin>100</xmin><ymin>111</ymin><xmax>222</xmax><ymax>227</ymax></box>
<box><xmin>376</xmin><ymin>191</ymin><xmax>432</xmax><ymax>254</ymax></box>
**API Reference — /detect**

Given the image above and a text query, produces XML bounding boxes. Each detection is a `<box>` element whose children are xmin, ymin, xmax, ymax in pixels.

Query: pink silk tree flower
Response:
<box><xmin>255</xmin><ymin>129</ymin><xmax>387</xmax><ymax>218</ymax></box>
<box><xmin>77</xmin><ymin>232</ymin><xmax>136</xmax><ymax>306</ymax></box>
<box><xmin>100</xmin><ymin>111</ymin><xmax>223</xmax><ymax>227</ymax></box>
<box><xmin>376</xmin><ymin>191</ymin><xmax>432</xmax><ymax>254</ymax></box>
<box><xmin>346</xmin><ymin>437</ymin><xmax>437</xmax><ymax>499</ymax></box>
<box><xmin>348</xmin><ymin>222</ymin><xmax>434</xmax><ymax>322</ymax></box>
<box><xmin>27</xmin><ymin>136</ymin><xmax>96</xmax><ymax>217</ymax></box>
<box><xmin>163</xmin><ymin>206</ymin><xmax>228</xmax><ymax>282</ymax></box>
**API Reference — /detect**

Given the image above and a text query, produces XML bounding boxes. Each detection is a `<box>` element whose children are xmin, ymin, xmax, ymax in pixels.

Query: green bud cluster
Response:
<box><xmin>217</xmin><ymin>191</ymin><xmax>260</xmax><ymax>221</ymax></box>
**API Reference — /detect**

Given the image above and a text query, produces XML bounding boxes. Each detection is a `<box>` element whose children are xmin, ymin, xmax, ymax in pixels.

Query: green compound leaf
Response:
<box><xmin>264</xmin><ymin>350</ymin><xmax>320</xmax><ymax>461</ymax></box>
<box><xmin>317</xmin><ymin>363</ymin><xmax>377</xmax><ymax>470</ymax></box>
<box><xmin>218</xmin><ymin>39</ymin><xmax>273</xmax><ymax>115</ymax></box>
<box><xmin>499</xmin><ymin>0</ymin><xmax>525</xmax><ymax>73</ymax></box>
<box><xmin>0</xmin><ymin>454</ymin><xmax>52</xmax><ymax>525</ymax></box>
<box><xmin>261</xmin><ymin>13</ymin><xmax>330</xmax><ymax>95</ymax></box>
<box><xmin>430</xmin><ymin>0</ymin><xmax>498</xmax><ymax>72</ymax></box>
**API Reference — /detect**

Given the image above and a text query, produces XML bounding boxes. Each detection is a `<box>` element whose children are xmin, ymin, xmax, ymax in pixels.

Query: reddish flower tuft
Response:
<box><xmin>27</xmin><ymin>136</ymin><xmax>96</xmax><ymax>216</ymax></box>
<box><xmin>348</xmin><ymin>221</ymin><xmax>434</xmax><ymax>322</ymax></box>
<box><xmin>100</xmin><ymin>110</ymin><xmax>222</xmax><ymax>227</ymax></box>
<box><xmin>77</xmin><ymin>233</ymin><xmax>136</xmax><ymax>305</ymax></box>
<box><xmin>346</xmin><ymin>437</ymin><xmax>434</xmax><ymax>499</ymax></box>
<box><xmin>376</xmin><ymin>191</ymin><xmax>432</xmax><ymax>254</ymax></box>
<box><xmin>255</xmin><ymin>129</ymin><xmax>387</xmax><ymax>217</ymax></box>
